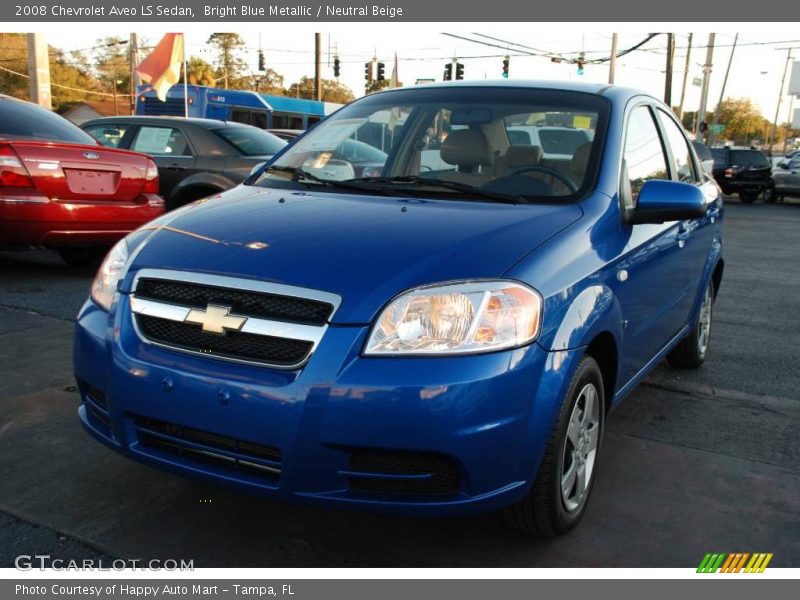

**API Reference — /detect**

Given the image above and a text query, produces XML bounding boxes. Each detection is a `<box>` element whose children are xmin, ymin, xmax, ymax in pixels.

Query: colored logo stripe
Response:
<box><xmin>697</xmin><ymin>553</ymin><xmax>773</xmax><ymax>573</ymax></box>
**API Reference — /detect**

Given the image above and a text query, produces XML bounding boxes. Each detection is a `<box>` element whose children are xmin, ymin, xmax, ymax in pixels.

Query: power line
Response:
<box><xmin>0</xmin><ymin>64</ymin><xmax>126</xmax><ymax>97</ymax></box>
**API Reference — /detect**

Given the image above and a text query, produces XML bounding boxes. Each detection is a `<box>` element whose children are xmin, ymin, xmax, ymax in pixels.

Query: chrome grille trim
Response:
<box><xmin>128</xmin><ymin>269</ymin><xmax>341</xmax><ymax>369</ymax></box>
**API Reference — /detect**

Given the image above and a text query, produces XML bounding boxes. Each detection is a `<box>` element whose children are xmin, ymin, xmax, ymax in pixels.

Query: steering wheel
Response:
<box><xmin>508</xmin><ymin>165</ymin><xmax>578</xmax><ymax>193</ymax></box>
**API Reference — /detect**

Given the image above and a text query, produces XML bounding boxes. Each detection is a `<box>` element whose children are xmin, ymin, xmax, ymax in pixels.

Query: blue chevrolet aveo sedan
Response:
<box><xmin>75</xmin><ymin>81</ymin><xmax>723</xmax><ymax>536</ymax></box>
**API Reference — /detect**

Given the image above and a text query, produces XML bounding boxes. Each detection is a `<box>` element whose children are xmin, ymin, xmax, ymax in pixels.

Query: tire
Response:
<box><xmin>763</xmin><ymin>187</ymin><xmax>776</xmax><ymax>203</ymax></box>
<box><xmin>667</xmin><ymin>279</ymin><xmax>714</xmax><ymax>369</ymax></box>
<box><xmin>739</xmin><ymin>191</ymin><xmax>757</xmax><ymax>203</ymax></box>
<box><xmin>504</xmin><ymin>356</ymin><xmax>605</xmax><ymax>537</ymax></box>
<box><xmin>57</xmin><ymin>247</ymin><xmax>107</xmax><ymax>267</ymax></box>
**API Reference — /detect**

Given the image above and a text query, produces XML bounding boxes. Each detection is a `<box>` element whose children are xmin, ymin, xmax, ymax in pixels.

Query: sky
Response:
<box><xmin>28</xmin><ymin>24</ymin><xmax>800</xmax><ymax>125</ymax></box>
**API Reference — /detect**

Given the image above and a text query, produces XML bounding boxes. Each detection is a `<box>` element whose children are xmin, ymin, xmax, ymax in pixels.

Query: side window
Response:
<box><xmin>791</xmin><ymin>158</ymin><xmax>800</xmax><ymax>169</ymax></box>
<box><xmin>623</xmin><ymin>106</ymin><xmax>669</xmax><ymax>209</ymax></box>
<box><xmin>658</xmin><ymin>110</ymin><xmax>698</xmax><ymax>183</ymax></box>
<box><xmin>131</xmin><ymin>126</ymin><xmax>192</xmax><ymax>156</ymax></box>
<box><xmin>84</xmin><ymin>124</ymin><xmax>128</xmax><ymax>148</ymax></box>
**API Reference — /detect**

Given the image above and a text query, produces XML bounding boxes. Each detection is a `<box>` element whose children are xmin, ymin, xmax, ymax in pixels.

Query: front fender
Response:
<box><xmin>544</xmin><ymin>284</ymin><xmax>624</xmax><ymax>353</ymax></box>
<box><xmin>170</xmin><ymin>173</ymin><xmax>238</xmax><ymax>201</ymax></box>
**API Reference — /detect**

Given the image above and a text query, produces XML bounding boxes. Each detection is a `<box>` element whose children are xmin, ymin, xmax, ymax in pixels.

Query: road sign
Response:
<box><xmin>788</xmin><ymin>61</ymin><xmax>800</xmax><ymax>96</ymax></box>
<box><xmin>692</xmin><ymin>77</ymin><xmax>702</xmax><ymax>87</ymax></box>
<box><xmin>710</xmin><ymin>124</ymin><xmax>725</xmax><ymax>135</ymax></box>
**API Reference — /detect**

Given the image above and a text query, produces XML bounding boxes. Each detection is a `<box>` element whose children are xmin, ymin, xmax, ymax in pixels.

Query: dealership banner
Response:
<box><xmin>3</xmin><ymin>0</ymin><xmax>799</xmax><ymax>22</ymax></box>
<box><xmin>4</xmin><ymin>579</ymin><xmax>799</xmax><ymax>599</ymax></box>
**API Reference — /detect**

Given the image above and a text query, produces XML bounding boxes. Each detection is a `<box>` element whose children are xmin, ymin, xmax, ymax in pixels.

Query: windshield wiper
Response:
<box><xmin>344</xmin><ymin>175</ymin><xmax>526</xmax><ymax>205</ymax></box>
<box><xmin>264</xmin><ymin>165</ymin><xmax>395</xmax><ymax>196</ymax></box>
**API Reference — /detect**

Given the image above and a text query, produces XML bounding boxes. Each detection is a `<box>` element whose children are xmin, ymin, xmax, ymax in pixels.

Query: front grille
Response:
<box><xmin>137</xmin><ymin>314</ymin><xmax>313</xmax><ymax>366</ymax></box>
<box><xmin>133</xmin><ymin>415</ymin><xmax>282</xmax><ymax>481</ymax></box>
<box><xmin>136</xmin><ymin>278</ymin><xmax>334</xmax><ymax>325</ymax></box>
<box><xmin>347</xmin><ymin>449</ymin><xmax>460</xmax><ymax>496</ymax></box>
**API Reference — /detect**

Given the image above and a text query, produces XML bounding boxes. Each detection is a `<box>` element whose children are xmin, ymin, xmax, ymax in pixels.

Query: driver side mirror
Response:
<box><xmin>628</xmin><ymin>179</ymin><xmax>706</xmax><ymax>225</ymax></box>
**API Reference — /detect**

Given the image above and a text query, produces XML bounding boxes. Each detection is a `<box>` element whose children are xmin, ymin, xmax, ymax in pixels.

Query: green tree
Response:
<box><xmin>183</xmin><ymin>56</ymin><xmax>218</xmax><ymax>86</ymax></box>
<box><xmin>709</xmin><ymin>98</ymin><xmax>767</xmax><ymax>146</ymax></box>
<box><xmin>207</xmin><ymin>33</ymin><xmax>248</xmax><ymax>89</ymax></box>
<box><xmin>287</xmin><ymin>76</ymin><xmax>355</xmax><ymax>103</ymax></box>
<box><xmin>0</xmin><ymin>33</ymin><xmax>104</xmax><ymax>111</ymax></box>
<box><xmin>365</xmin><ymin>79</ymin><xmax>391</xmax><ymax>95</ymax></box>
<box><xmin>92</xmin><ymin>37</ymin><xmax>130</xmax><ymax>100</ymax></box>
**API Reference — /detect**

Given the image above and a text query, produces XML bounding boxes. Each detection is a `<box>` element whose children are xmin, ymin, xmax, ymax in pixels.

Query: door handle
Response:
<box><xmin>167</xmin><ymin>164</ymin><xmax>187</xmax><ymax>171</ymax></box>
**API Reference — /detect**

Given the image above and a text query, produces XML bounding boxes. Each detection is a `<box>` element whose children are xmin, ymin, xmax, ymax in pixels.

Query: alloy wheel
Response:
<box><xmin>561</xmin><ymin>383</ymin><xmax>601</xmax><ymax>512</ymax></box>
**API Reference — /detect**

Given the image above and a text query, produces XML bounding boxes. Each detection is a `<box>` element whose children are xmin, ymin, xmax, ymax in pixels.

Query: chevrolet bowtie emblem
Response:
<box><xmin>184</xmin><ymin>304</ymin><xmax>247</xmax><ymax>335</ymax></box>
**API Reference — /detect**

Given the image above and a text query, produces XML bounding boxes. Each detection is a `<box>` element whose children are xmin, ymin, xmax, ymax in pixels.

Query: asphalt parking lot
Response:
<box><xmin>1</xmin><ymin>199</ymin><xmax>799</xmax><ymax>568</ymax></box>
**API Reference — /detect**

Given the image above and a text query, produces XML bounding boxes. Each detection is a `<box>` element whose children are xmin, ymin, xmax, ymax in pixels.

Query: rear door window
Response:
<box><xmin>131</xmin><ymin>126</ymin><xmax>192</xmax><ymax>156</ymax></box>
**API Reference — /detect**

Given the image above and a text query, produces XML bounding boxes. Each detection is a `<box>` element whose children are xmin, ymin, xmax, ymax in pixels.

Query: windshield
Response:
<box><xmin>252</xmin><ymin>87</ymin><xmax>609</xmax><ymax>203</ymax></box>
<box><xmin>213</xmin><ymin>126</ymin><xmax>287</xmax><ymax>156</ymax></box>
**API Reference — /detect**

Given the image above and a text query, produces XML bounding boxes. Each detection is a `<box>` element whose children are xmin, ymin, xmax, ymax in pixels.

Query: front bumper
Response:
<box><xmin>74</xmin><ymin>295</ymin><xmax>582</xmax><ymax>517</ymax></box>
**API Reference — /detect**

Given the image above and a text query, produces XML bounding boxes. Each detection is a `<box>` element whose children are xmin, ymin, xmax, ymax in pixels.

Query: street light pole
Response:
<box><xmin>664</xmin><ymin>33</ymin><xmax>675</xmax><ymax>107</ymax></box>
<box><xmin>768</xmin><ymin>49</ymin><xmax>793</xmax><ymax>154</ymax></box>
<box><xmin>695</xmin><ymin>33</ymin><xmax>716</xmax><ymax>139</ymax></box>
<box><xmin>678</xmin><ymin>33</ymin><xmax>693</xmax><ymax>121</ymax></box>
<box><xmin>608</xmin><ymin>33</ymin><xmax>618</xmax><ymax>85</ymax></box>
<box><xmin>707</xmin><ymin>33</ymin><xmax>738</xmax><ymax>146</ymax></box>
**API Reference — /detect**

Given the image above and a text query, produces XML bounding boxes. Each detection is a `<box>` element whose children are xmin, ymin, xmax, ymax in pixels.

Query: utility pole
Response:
<box><xmin>129</xmin><ymin>33</ymin><xmax>140</xmax><ymax>113</ymax></box>
<box><xmin>695</xmin><ymin>33</ymin><xmax>715</xmax><ymax>139</ymax></box>
<box><xmin>664</xmin><ymin>33</ymin><xmax>675</xmax><ymax>107</ymax></box>
<box><xmin>608</xmin><ymin>33</ymin><xmax>618</xmax><ymax>84</ymax></box>
<box><xmin>27</xmin><ymin>33</ymin><xmax>51</xmax><ymax>110</ymax></box>
<box><xmin>678</xmin><ymin>33</ymin><xmax>693</xmax><ymax>121</ymax></box>
<box><xmin>707</xmin><ymin>33</ymin><xmax>738</xmax><ymax>146</ymax></box>
<box><xmin>314</xmin><ymin>32</ymin><xmax>322</xmax><ymax>101</ymax></box>
<box><xmin>111</xmin><ymin>63</ymin><xmax>119</xmax><ymax>116</ymax></box>
<box><xmin>768</xmin><ymin>48</ymin><xmax>793</xmax><ymax>154</ymax></box>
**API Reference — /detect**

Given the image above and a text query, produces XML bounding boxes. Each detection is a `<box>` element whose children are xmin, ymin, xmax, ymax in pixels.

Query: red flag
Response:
<box><xmin>137</xmin><ymin>33</ymin><xmax>185</xmax><ymax>102</ymax></box>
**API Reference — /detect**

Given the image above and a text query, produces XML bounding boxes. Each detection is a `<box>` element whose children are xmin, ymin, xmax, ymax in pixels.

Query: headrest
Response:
<box><xmin>441</xmin><ymin>129</ymin><xmax>492</xmax><ymax>169</ymax></box>
<box><xmin>569</xmin><ymin>142</ymin><xmax>593</xmax><ymax>177</ymax></box>
<box><xmin>505</xmin><ymin>145</ymin><xmax>543</xmax><ymax>168</ymax></box>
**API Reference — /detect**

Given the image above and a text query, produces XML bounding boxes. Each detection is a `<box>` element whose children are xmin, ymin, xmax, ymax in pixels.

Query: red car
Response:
<box><xmin>0</xmin><ymin>95</ymin><xmax>164</xmax><ymax>264</ymax></box>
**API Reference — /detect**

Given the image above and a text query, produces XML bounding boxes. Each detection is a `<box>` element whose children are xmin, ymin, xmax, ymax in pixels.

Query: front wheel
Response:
<box><xmin>504</xmin><ymin>356</ymin><xmax>605</xmax><ymax>537</ymax></box>
<box><xmin>667</xmin><ymin>279</ymin><xmax>714</xmax><ymax>369</ymax></box>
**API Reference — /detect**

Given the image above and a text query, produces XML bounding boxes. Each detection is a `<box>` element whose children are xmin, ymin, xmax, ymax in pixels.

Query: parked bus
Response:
<box><xmin>135</xmin><ymin>84</ymin><xmax>342</xmax><ymax>130</ymax></box>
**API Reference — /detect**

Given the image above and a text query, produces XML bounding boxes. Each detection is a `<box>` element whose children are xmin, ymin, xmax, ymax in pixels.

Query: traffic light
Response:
<box><xmin>455</xmin><ymin>62</ymin><xmax>464</xmax><ymax>80</ymax></box>
<box><xmin>333</xmin><ymin>55</ymin><xmax>340</xmax><ymax>78</ymax></box>
<box><xmin>444</xmin><ymin>62</ymin><xmax>453</xmax><ymax>81</ymax></box>
<box><xmin>365</xmin><ymin>61</ymin><xmax>373</xmax><ymax>83</ymax></box>
<box><xmin>377</xmin><ymin>61</ymin><xmax>385</xmax><ymax>81</ymax></box>
<box><xmin>576</xmin><ymin>51</ymin><xmax>585</xmax><ymax>76</ymax></box>
<box><xmin>258</xmin><ymin>50</ymin><xmax>265</xmax><ymax>72</ymax></box>
<box><xmin>502</xmin><ymin>56</ymin><xmax>509</xmax><ymax>78</ymax></box>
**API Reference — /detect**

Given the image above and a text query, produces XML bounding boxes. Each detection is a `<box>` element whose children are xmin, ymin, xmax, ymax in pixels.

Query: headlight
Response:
<box><xmin>365</xmin><ymin>281</ymin><xmax>542</xmax><ymax>356</ymax></box>
<box><xmin>90</xmin><ymin>238</ymin><xmax>129</xmax><ymax>311</ymax></box>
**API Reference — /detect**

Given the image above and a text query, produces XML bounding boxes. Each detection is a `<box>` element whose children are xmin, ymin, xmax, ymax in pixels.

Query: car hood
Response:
<box><xmin>127</xmin><ymin>185</ymin><xmax>582</xmax><ymax>324</ymax></box>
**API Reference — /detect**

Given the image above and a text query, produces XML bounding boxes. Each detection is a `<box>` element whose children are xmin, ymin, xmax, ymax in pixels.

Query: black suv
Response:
<box><xmin>710</xmin><ymin>146</ymin><xmax>774</xmax><ymax>203</ymax></box>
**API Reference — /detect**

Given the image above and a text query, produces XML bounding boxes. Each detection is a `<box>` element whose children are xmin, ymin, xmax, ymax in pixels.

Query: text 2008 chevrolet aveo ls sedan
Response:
<box><xmin>74</xmin><ymin>82</ymin><xmax>723</xmax><ymax>536</ymax></box>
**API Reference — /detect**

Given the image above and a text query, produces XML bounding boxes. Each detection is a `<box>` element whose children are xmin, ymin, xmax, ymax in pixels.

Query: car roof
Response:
<box><xmin>81</xmin><ymin>115</ymin><xmax>246</xmax><ymax>129</ymax></box>
<box><xmin>368</xmin><ymin>79</ymin><xmax>653</xmax><ymax>103</ymax></box>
